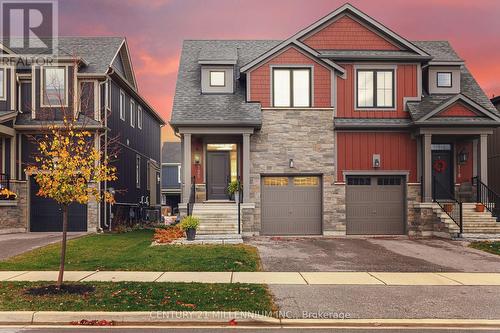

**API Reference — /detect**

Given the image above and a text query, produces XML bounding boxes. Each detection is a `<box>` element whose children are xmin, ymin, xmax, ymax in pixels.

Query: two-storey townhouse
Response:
<box><xmin>171</xmin><ymin>4</ymin><xmax>500</xmax><ymax>239</ymax></box>
<box><xmin>0</xmin><ymin>37</ymin><xmax>164</xmax><ymax>233</ymax></box>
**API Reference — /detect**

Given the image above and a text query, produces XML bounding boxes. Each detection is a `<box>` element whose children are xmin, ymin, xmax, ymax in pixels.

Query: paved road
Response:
<box><xmin>248</xmin><ymin>237</ymin><xmax>500</xmax><ymax>272</ymax></box>
<box><xmin>0</xmin><ymin>233</ymin><xmax>86</xmax><ymax>260</ymax></box>
<box><xmin>0</xmin><ymin>327</ymin><xmax>495</xmax><ymax>332</ymax></box>
<box><xmin>270</xmin><ymin>285</ymin><xmax>500</xmax><ymax>319</ymax></box>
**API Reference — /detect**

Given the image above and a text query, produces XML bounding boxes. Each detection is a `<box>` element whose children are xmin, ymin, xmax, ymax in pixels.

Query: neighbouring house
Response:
<box><xmin>161</xmin><ymin>141</ymin><xmax>181</xmax><ymax>214</ymax></box>
<box><xmin>0</xmin><ymin>37</ymin><xmax>164</xmax><ymax>233</ymax></box>
<box><xmin>490</xmin><ymin>96</ymin><xmax>500</xmax><ymax>198</ymax></box>
<box><xmin>170</xmin><ymin>4</ymin><xmax>500</xmax><ymax>238</ymax></box>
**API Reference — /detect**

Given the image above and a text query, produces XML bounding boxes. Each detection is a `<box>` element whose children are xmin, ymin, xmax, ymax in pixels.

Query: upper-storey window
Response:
<box><xmin>272</xmin><ymin>68</ymin><xmax>311</xmax><ymax>107</ymax></box>
<box><xmin>137</xmin><ymin>106</ymin><xmax>143</xmax><ymax>129</ymax></box>
<box><xmin>356</xmin><ymin>69</ymin><xmax>394</xmax><ymax>109</ymax></box>
<box><xmin>119</xmin><ymin>90</ymin><xmax>125</xmax><ymax>121</ymax></box>
<box><xmin>42</xmin><ymin>67</ymin><xmax>67</xmax><ymax>106</ymax></box>
<box><xmin>130</xmin><ymin>99</ymin><xmax>136</xmax><ymax>127</ymax></box>
<box><xmin>0</xmin><ymin>68</ymin><xmax>5</xmax><ymax>100</ymax></box>
<box><xmin>209</xmin><ymin>71</ymin><xmax>225</xmax><ymax>87</ymax></box>
<box><xmin>437</xmin><ymin>72</ymin><xmax>452</xmax><ymax>88</ymax></box>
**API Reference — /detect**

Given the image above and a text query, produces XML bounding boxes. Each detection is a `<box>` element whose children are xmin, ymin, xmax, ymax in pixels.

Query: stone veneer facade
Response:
<box><xmin>0</xmin><ymin>181</ymin><xmax>28</xmax><ymax>233</ymax></box>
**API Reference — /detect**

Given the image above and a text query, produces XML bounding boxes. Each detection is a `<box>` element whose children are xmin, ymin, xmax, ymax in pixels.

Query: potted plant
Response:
<box><xmin>443</xmin><ymin>203</ymin><xmax>454</xmax><ymax>213</ymax></box>
<box><xmin>180</xmin><ymin>216</ymin><xmax>200</xmax><ymax>241</ymax></box>
<box><xmin>475</xmin><ymin>203</ymin><xmax>485</xmax><ymax>212</ymax></box>
<box><xmin>227</xmin><ymin>180</ymin><xmax>242</xmax><ymax>201</ymax></box>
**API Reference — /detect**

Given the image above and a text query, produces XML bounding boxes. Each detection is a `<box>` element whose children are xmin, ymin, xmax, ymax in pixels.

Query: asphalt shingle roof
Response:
<box><xmin>412</xmin><ymin>41</ymin><xmax>463</xmax><ymax>63</ymax></box>
<box><xmin>162</xmin><ymin>142</ymin><xmax>181</xmax><ymax>163</ymax></box>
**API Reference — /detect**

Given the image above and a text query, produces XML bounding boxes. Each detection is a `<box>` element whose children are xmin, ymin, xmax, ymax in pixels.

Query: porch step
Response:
<box><xmin>432</xmin><ymin>204</ymin><xmax>500</xmax><ymax>237</ymax></box>
<box><xmin>191</xmin><ymin>203</ymin><xmax>239</xmax><ymax>236</ymax></box>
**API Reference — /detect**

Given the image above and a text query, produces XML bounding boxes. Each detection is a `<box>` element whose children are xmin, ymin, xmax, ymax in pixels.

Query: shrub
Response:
<box><xmin>227</xmin><ymin>180</ymin><xmax>241</xmax><ymax>195</ymax></box>
<box><xmin>180</xmin><ymin>216</ymin><xmax>200</xmax><ymax>230</ymax></box>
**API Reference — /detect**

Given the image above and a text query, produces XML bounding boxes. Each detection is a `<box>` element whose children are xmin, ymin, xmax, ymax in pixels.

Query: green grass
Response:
<box><xmin>0</xmin><ymin>281</ymin><xmax>273</xmax><ymax>312</ymax></box>
<box><xmin>470</xmin><ymin>241</ymin><xmax>500</xmax><ymax>256</ymax></box>
<box><xmin>0</xmin><ymin>230</ymin><xmax>261</xmax><ymax>271</ymax></box>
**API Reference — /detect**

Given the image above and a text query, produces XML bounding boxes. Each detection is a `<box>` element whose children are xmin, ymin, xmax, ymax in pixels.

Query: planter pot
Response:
<box><xmin>234</xmin><ymin>191</ymin><xmax>240</xmax><ymax>203</ymax></box>
<box><xmin>185</xmin><ymin>228</ymin><xmax>196</xmax><ymax>241</ymax></box>
<box><xmin>443</xmin><ymin>203</ymin><xmax>454</xmax><ymax>213</ymax></box>
<box><xmin>475</xmin><ymin>204</ymin><xmax>485</xmax><ymax>213</ymax></box>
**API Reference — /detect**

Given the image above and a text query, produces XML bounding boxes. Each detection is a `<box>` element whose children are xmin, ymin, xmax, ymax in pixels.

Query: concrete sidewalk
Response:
<box><xmin>1</xmin><ymin>271</ymin><xmax>499</xmax><ymax>285</ymax></box>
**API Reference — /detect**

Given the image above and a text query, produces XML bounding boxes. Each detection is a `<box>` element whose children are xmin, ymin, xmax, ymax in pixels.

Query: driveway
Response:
<box><xmin>247</xmin><ymin>237</ymin><xmax>500</xmax><ymax>272</ymax></box>
<box><xmin>0</xmin><ymin>232</ymin><xmax>86</xmax><ymax>260</ymax></box>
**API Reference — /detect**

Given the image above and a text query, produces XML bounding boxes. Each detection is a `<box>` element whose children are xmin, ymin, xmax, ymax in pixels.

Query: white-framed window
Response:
<box><xmin>137</xmin><ymin>106</ymin><xmax>143</xmax><ymax>129</ymax></box>
<box><xmin>272</xmin><ymin>68</ymin><xmax>311</xmax><ymax>107</ymax></box>
<box><xmin>105</xmin><ymin>80</ymin><xmax>111</xmax><ymax>109</ymax></box>
<box><xmin>161</xmin><ymin>194</ymin><xmax>166</xmax><ymax>206</ymax></box>
<box><xmin>178</xmin><ymin>165</ymin><xmax>181</xmax><ymax>183</ymax></box>
<box><xmin>130</xmin><ymin>99</ymin><xmax>136</xmax><ymax>127</ymax></box>
<box><xmin>437</xmin><ymin>72</ymin><xmax>452</xmax><ymax>88</ymax></box>
<box><xmin>42</xmin><ymin>66</ymin><xmax>67</xmax><ymax>106</ymax></box>
<box><xmin>136</xmin><ymin>155</ymin><xmax>141</xmax><ymax>188</ymax></box>
<box><xmin>119</xmin><ymin>90</ymin><xmax>125</xmax><ymax>121</ymax></box>
<box><xmin>209</xmin><ymin>71</ymin><xmax>225</xmax><ymax>87</ymax></box>
<box><xmin>0</xmin><ymin>68</ymin><xmax>5</xmax><ymax>100</ymax></box>
<box><xmin>356</xmin><ymin>69</ymin><xmax>394</xmax><ymax>108</ymax></box>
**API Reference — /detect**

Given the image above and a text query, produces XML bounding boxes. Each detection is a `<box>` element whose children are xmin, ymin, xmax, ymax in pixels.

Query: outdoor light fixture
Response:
<box><xmin>194</xmin><ymin>153</ymin><xmax>201</xmax><ymax>164</ymax></box>
<box><xmin>373</xmin><ymin>154</ymin><xmax>381</xmax><ymax>168</ymax></box>
<box><xmin>289</xmin><ymin>158</ymin><xmax>295</xmax><ymax>168</ymax></box>
<box><xmin>458</xmin><ymin>149</ymin><xmax>469</xmax><ymax>164</ymax></box>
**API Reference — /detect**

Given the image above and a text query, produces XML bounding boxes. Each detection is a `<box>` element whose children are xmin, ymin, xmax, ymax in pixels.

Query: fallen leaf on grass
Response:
<box><xmin>229</xmin><ymin>319</ymin><xmax>238</xmax><ymax>326</ymax></box>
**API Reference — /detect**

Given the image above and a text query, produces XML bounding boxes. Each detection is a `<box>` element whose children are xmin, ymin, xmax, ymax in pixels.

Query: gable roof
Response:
<box><xmin>240</xmin><ymin>3</ymin><xmax>429</xmax><ymax>73</ymax></box>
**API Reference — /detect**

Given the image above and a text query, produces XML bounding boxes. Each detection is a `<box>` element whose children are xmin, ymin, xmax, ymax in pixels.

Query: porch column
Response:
<box><xmin>422</xmin><ymin>133</ymin><xmax>433</xmax><ymax>202</ymax></box>
<box><xmin>242</xmin><ymin>133</ymin><xmax>250</xmax><ymax>203</ymax></box>
<box><xmin>182</xmin><ymin>133</ymin><xmax>192</xmax><ymax>203</ymax></box>
<box><xmin>479</xmin><ymin>133</ymin><xmax>488</xmax><ymax>185</ymax></box>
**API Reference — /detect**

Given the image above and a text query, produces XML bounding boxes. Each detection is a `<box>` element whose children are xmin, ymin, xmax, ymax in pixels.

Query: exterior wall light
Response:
<box><xmin>458</xmin><ymin>149</ymin><xmax>468</xmax><ymax>164</ymax></box>
<box><xmin>289</xmin><ymin>158</ymin><xmax>295</xmax><ymax>168</ymax></box>
<box><xmin>194</xmin><ymin>153</ymin><xmax>201</xmax><ymax>164</ymax></box>
<box><xmin>373</xmin><ymin>154</ymin><xmax>381</xmax><ymax>168</ymax></box>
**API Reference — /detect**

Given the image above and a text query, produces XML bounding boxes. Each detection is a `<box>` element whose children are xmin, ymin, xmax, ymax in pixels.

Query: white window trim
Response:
<box><xmin>119</xmin><ymin>89</ymin><xmax>125</xmax><ymax>121</ymax></box>
<box><xmin>137</xmin><ymin>105</ymin><xmax>143</xmax><ymax>129</ymax></box>
<box><xmin>353</xmin><ymin>64</ymin><xmax>397</xmax><ymax>111</ymax></box>
<box><xmin>40</xmin><ymin>65</ymin><xmax>69</xmax><ymax>108</ymax></box>
<box><xmin>130</xmin><ymin>99</ymin><xmax>135</xmax><ymax>128</ymax></box>
<box><xmin>0</xmin><ymin>68</ymin><xmax>6</xmax><ymax>101</ymax></box>
<box><xmin>136</xmin><ymin>155</ymin><xmax>141</xmax><ymax>188</ymax></box>
<box><xmin>178</xmin><ymin>165</ymin><xmax>181</xmax><ymax>184</ymax></box>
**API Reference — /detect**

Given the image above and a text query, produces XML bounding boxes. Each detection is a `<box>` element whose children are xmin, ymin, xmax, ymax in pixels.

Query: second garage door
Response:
<box><xmin>346</xmin><ymin>175</ymin><xmax>405</xmax><ymax>235</ymax></box>
<box><xmin>261</xmin><ymin>176</ymin><xmax>322</xmax><ymax>235</ymax></box>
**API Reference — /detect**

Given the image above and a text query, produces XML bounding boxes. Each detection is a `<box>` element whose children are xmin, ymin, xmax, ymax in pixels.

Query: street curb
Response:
<box><xmin>0</xmin><ymin>312</ymin><xmax>500</xmax><ymax>328</ymax></box>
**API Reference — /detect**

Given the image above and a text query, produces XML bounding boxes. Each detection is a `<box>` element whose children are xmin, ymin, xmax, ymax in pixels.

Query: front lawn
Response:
<box><xmin>0</xmin><ymin>281</ymin><xmax>273</xmax><ymax>312</ymax></box>
<box><xmin>0</xmin><ymin>230</ymin><xmax>260</xmax><ymax>271</ymax></box>
<box><xmin>469</xmin><ymin>241</ymin><xmax>500</xmax><ymax>256</ymax></box>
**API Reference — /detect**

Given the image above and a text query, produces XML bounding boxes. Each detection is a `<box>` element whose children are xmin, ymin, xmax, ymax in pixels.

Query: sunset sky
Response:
<box><xmin>59</xmin><ymin>0</ymin><xmax>500</xmax><ymax>122</ymax></box>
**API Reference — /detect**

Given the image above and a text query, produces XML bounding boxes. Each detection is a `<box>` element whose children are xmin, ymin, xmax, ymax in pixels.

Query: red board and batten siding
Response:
<box><xmin>336</xmin><ymin>64</ymin><xmax>418</xmax><ymax>119</ymax></box>
<box><xmin>249</xmin><ymin>47</ymin><xmax>331</xmax><ymax>108</ymax></box>
<box><xmin>302</xmin><ymin>15</ymin><xmax>401</xmax><ymax>51</ymax></box>
<box><xmin>337</xmin><ymin>132</ymin><xmax>418</xmax><ymax>182</ymax></box>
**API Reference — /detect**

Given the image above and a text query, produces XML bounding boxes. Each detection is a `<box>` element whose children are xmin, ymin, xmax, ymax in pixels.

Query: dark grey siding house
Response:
<box><xmin>490</xmin><ymin>96</ymin><xmax>500</xmax><ymax>194</ymax></box>
<box><xmin>0</xmin><ymin>37</ymin><xmax>164</xmax><ymax>233</ymax></box>
<box><xmin>161</xmin><ymin>141</ymin><xmax>181</xmax><ymax>213</ymax></box>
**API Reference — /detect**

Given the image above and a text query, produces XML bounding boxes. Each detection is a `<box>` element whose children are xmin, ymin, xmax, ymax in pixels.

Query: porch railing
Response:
<box><xmin>237</xmin><ymin>176</ymin><xmax>242</xmax><ymax>234</ymax></box>
<box><xmin>472</xmin><ymin>176</ymin><xmax>500</xmax><ymax>221</ymax></box>
<box><xmin>433</xmin><ymin>176</ymin><xmax>463</xmax><ymax>235</ymax></box>
<box><xmin>0</xmin><ymin>173</ymin><xmax>9</xmax><ymax>190</ymax></box>
<box><xmin>187</xmin><ymin>176</ymin><xmax>196</xmax><ymax>216</ymax></box>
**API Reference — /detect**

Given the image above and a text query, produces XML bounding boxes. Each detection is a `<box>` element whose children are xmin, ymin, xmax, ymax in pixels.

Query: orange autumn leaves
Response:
<box><xmin>26</xmin><ymin>117</ymin><xmax>117</xmax><ymax>206</ymax></box>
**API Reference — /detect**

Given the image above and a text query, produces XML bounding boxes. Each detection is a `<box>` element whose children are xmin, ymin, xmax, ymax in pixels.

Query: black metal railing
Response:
<box><xmin>433</xmin><ymin>176</ymin><xmax>463</xmax><ymax>235</ymax></box>
<box><xmin>0</xmin><ymin>173</ymin><xmax>9</xmax><ymax>190</ymax></box>
<box><xmin>472</xmin><ymin>176</ymin><xmax>500</xmax><ymax>220</ymax></box>
<box><xmin>237</xmin><ymin>176</ymin><xmax>242</xmax><ymax>234</ymax></box>
<box><xmin>187</xmin><ymin>176</ymin><xmax>196</xmax><ymax>216</ymax></box>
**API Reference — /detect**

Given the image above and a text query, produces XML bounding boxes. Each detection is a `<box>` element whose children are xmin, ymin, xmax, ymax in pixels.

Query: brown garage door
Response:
<box><xmin>261</xmin><ymin>176</ymin><xmax>322</xmax><ymax>235</ymax></box>
<box><xmin>346</xmin><ymin>176</ymin><xmax>405</xmax><ymax>235</ymax></box>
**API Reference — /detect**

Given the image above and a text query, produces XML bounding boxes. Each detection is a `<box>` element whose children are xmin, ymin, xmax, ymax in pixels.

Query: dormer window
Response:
<box><xmin>209</xmin><ymin>71</ymin><xmax>225</xmax><ymax>87</ymax></box>
<box><xmin>42</xmin><ymin>67</ymin><xmax>67</xmax><ymax>106</ymax></box>
<box><xmin>437</xmin><ymin>72</ymin><xmax>452</xmax><ymax>88</ymax></box>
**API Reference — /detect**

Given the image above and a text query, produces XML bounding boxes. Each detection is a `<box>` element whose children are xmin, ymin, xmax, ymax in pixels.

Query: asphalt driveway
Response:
<box><xmin>0</xmin><ymin>232</ymin><xmax>86</xmax><ymax>260</ymax></box>
<box><xmin>247</xmin><ymin>237</ymin><xmax>500</xmax><ymax>272</ymax></box>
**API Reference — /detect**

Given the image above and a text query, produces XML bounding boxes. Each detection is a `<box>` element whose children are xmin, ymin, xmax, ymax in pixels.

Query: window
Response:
<box><xmin>130</xmin><ymin>99</ymin><xmax>136</xmax><ymax>127</ymax></box>
<box><xmin>137</xmin><ymin>106</ymin><xmax>143</xmax><ymax>129</ymax></box>
<box><xmin>0</xmin><ymin>68</ymin><xmax>5</xmax><ymax>100</ymax></box>
<box><xmin>437</xmin><ymin>72</ymin><xmax>452</xmax><ymax>88</ymax></box>
<box><xmin>377</xmin><ymin>177</ymin><xmax>402</xmax><ymax>186</ymax></box>
<box><xmin>263</xmin><ymin>177</ymin><xmax>289</xmax><ymax>186</ymax></box>
<box><xmin>178</xmin><ymin>165</ymin><xmax>181</xmax><ymax>184</ymax></box>
<box><xmin>209</xmin><ymin>71</ymin><xmax>225</xmax><ymax>87</ymax></box>
<box><xmin>293</xmin><ymin>176</ymin><xmax>319</xmax><ymax>187</ymax></box>
<box><xmin>356</xmin><ymin>69</ymin><xmax>394</xmax><ymax>108</ymax></box>
<box><xmin>119</xmin><ymin>90</ymin><xmax>125</xmax><ymax>120</ymax></box>
<box><xmin>43</xmin><ymin>67</ymin><xmax>67</xmax><ymax>106</ymax></box>
<box><xmin>272</xmin><ymin>68</ymin><xmax>311</xmax><ymax>107</ymax></box>
<box><xmin>136</xmin><ymin>155</ymin><xmax>141</xmax><ymax>188</ymax></box>
<box><xmin>347</xmin><ymin>177</ymin><xmax>371</xmax><ymax>185</ymax></box>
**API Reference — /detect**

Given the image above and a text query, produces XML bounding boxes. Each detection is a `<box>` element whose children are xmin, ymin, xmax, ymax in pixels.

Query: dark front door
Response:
<box><xmin>207</xmin><ymin>151</ymin><xmax>230</xmax><ymax>200</ymax></box>
<box><xmin>432</xmin><ymin>149</ymin><xmax>454</xmax><ymax>200</ymax></box>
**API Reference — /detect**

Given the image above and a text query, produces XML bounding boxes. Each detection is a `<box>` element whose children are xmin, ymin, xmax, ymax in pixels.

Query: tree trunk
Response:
<box><xmin>57</xmin><ymin>204</ymin><xmax>69</xmax><ymax>288</ymax></box>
